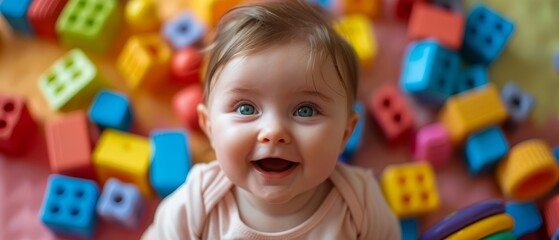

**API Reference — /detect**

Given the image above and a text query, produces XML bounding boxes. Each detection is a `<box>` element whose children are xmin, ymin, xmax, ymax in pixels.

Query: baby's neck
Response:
<box><xmin>234</xmin><ymin>180</ymin><xmax>333</xmax><ymax>232</ymax></box>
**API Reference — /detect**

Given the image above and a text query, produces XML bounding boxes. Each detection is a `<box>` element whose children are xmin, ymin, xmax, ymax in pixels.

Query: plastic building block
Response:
<box><xmin>395</xmin><ymin>0</ymin><xmax>427</xmax><ymax>21</ymax></box>
<box><xmin>306</xmin><ymin>0</ymin><xmax>337</xmax><ymax>14</ymax></box>
<box><xmin>555</xmin><ymin>146</ymin><xmax>559</xmax><ymax>161</ymax></box>
<box><xmin>422</xmin><ymin>199</ymin><xmax>505</xmax><ymax>240</ymax></box>
<box><xmin>162</xmin><ymin>12</ymin><xmax>205</xmax><ymax>50</ymax></box>
<box><xmin>408</xmin><ymin>2</ymin><xmax>464</xmax><ymax>50</ymax></box>
<box><xmin>173</xmin><ymin>84</ymin><xmax>204</xmax><ymax>132</ymax></box>
<box><xmin>482</xmin><ymin>231</ymin><xmax>516</xmax><ymax>240</ymax></box>
<box><xmin>97</xmin><ymin>178</ymin><xmax>145</xmax><ymax>229</ymax></box>
<box><xmin>543</xmin><ymin>194</ymin><xmax>559</xmax><ymax>237</ymax></box>
<box><xmin>454</xmin><ymin>65</ymin><xmax>488</xmax><ymax>95</ymax></box>
<box><xmin>46</xmin><ymin>112</ymin><xmax>96</xmax><ymax>180</ymax></box>
<box><xmin>500</xmin><ymin>81</ymin><xmax>535</xmax><ymax>126</ymax></box>
<box><xmin>430</xmin><ymin>0</ymin><xmax>464</xmax><ymax>13</ymax></box>
<box><xmin>334</xmin><ymin>14</ymin><xmax>377</xmax><ymax>69</ymax></box>
<box><xmin>341</xmin><ymin>102</ymin><xmax>365</xmax><ymax>161</ymax></box>
<box><xmin>460</xmin><ymin>4</ymin><xmax>515</xmax><ymax>65</ymax></box>
<box><xmin>27</xmin><ymin>0</ymin><xmax>68</xmax><ymax>41</ymax></box>
<box><xmin>88</xmin><ymin>90</ymin><xmax>133</xmax><ymax>131</ymax></box>
<box><xmin>445</xmin><ymin>213</ymin><xmax>514</xmax><ymax>240</ymax></box>
<box><xmin>38</xmin><ymin>49</ymin><xmax>106</xmax><ymax>111</ymax></box>
<box><xmin>39</xmin><ymin>174</ymin><xmax>99</xmax><ymax>238</ymax></box>
<box><xmin>413</xmin><ymin>123</ymin><xmax>452</xmax><ymax>168</ymax></box>
<box><xmin>400</xmin><ymin>40</ymin><xmax>461</xmax><ymax>106</ymax></box>
<box><xmin>555</xmin><ymin>228</ymin><xmax>559</xmax><ymax>240</ymax></box>
<box><xmin>343</xmin><ymin>0</ymin><xmax>381</xmax><ymax>19</ymax></box>
<box><xmin>150</xmin><ymin>130</ymin><xmax>192</xmax><ymax>198</ymax></box>
<box><xmin>124</xmin><ymin>0</ymin><xmax>159</xmax><ymax>32</ymax></box>
<box><xmin>190</xmin><ymin>0</ymin><xmax>243</xmax><ymax>27</ymax></box>
<box><xmin>0</xmin><ymin>0</ymin><xmax>34</xmax><ymax>35</ymax></box>
<box><xmin>439</xmin><ymin>84</ymin><xmax>508</xmax><ymax>145</ymax></box>
<box><xmin>171</xmin><ymin>47</ymin><xmax>203</xmax><ymax>84</ymax></box>
<box><xmin>401</xmin><ymin>218</ymin><xmax>419</xmax><ymax>240</ymax></box>
<box><xmin>465</xmin><ymin>126</ymin><xmax>508</xmax><ymax>175</ymax></box>
<box><xmin>56</xmin><ymin>0</ymin><xmax>122</xmax><ymax>53</ymax></box>
<box><xmin>496</xmin><ymin>139</ymin><xmax>559</xmax><ymax>201</ymax></box>
<box><xmin>381</xmin><ymin>162</ymin><xmax>439</xmax><ymax>218</ymax></box>
<box><xmin>554</xmin><ymin>50</ymin><xmax>559</xmax><ymax>72</ymax></box>
<box><xmin>369</xmin><ymin>84</ymin><xmax>415</xmax><ymax>143</ymax></box>
<box><xmin>117</xmin><ymin>34</ymin><xmax>172</xmax><ymax>90</ymax></box>
<box><xmin>505</xmin><ymin>201</ymin><xmax>542</xmax><ymax>238</ymax></box>
<box><xmin>93</xmin><ymin>129</ymin><xmax>152</xmax><ymax>197</ymax></box>
<box><xmin>0</xmin><ymin>95</ymin><xmax>36</xmax><ymax>155</ymax></box>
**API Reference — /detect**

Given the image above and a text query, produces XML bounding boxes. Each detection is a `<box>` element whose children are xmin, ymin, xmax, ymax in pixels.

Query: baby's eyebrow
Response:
<box><xmin>299</xmin><ymin>90</ymin><xmax>334</xmax><ymax>103</ymax></box>
<box><xmin>227</xmin><ymin>87</ymin><xmax>258</xmax><ymax>95</ymax></box>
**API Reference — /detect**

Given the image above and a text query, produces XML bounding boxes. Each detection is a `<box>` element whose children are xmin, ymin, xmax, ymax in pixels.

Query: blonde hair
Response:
<box><xmin>204</xmin><ymin>0</ymin><xmax>359</xmax><ymax>110</ymax></box>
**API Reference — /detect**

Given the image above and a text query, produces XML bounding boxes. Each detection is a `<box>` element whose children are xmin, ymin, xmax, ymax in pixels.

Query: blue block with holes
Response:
<box><xmin>162</xmin><ymin>12</ymin><xmax>205</xmax><ymax>50</ymax></box>
<box><xmin>40</xmin><ymin>174</ymin><xmax>99</xmax><ymax>238</ymax></box>
<box><xmin>465</xmin><ymin>126</ymin><xmax>508</xmax><ymax>175</ymax></box>
<box><xmin>401</xmin><ymin>218</ymin><xmax>419</xmax><ymax>240</ymax></box>
<box><xmin>89</xmin><ymin>90</ymin><xmax>132</xmax><ymax>131</ymax></box>
<box><xmin>454</xmin><ymin>65</ymin><xmax>488</xmax><ymax>95</ymax></box>
<box><xmin>97</xmin><ymin>178</ymin><xmax>145</xmax><ymax>229</ymax></box>
<box><xmin>341</xmin><ymin>102</ymin><xmax>365</xmax><ymax>161</ymax></box>
<box><xmin>400</xmin><ymin>40</ymin><xmax>461</xmax><ymax>106</ymax></box>
<box><xmin>505</xmin><ymin>201</ymin><xmax>542</xmax><ymax>238</ymax></box>
<box><xmin>430</xmin><ymin>0</ymin><xmax>464</xmax><ymax>13</ymax></box>
<box><xmin>0</xmin><ymin>0</ymin><xmax>34</xmax><ymax>36</ymax></box>
<box><xmin>461</xmin><ymin>4</ymin><xmax>515</xmax><ymax>65</ymax></box>
<box><xmin>500</xmin><ymin>82</ymin><xmax>535</xmax><ymax>125</ymax></box>
<box><xmin>150</xmin><ymin>130</ymin><xmax>192</xmax><ymax>198</ymax></box>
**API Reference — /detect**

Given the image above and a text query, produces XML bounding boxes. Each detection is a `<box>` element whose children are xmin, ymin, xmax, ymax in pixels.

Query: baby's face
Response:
<box><xmin>198</xmin><ymin>41</ymin><xmax>357</xmax><ymax>204</ymax></box>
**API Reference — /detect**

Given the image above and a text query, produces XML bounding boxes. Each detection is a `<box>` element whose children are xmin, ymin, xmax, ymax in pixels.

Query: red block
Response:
<box><xmin>395</xmin><ymin>0</ymin><xmax>427</xmax><ymax>21</ymax></box>
<box><xmin>27</xmin><ymin>0</ymin><xmax>69</xmax><ymax>41</ymax></box>
<box><xmin>46</xmin><ymin>111</ymin><xmax>96</xmax><ymax>180</ymax></box>
<box><xmin>408</xmin><ymin>2</ymin><xmax>464</xmax><ymax>50</ymax></box>
<box><xmin>544</xmin><ymin>194</ymin><xmax>559</xmax><ymax>238</ymax></box>
<box><xmin>369</xmin><ymin>84</ymin><xmax>414</xmax><ymax>143</ymax></box>
<box><xmin>171</xmin><ymin>47</ymin><xmax>203</xmax><ymax>84</ymax></box>
<box><xmin>0</xmin><ymin>95</ymin><xmax>36</xmax><ymax>155</ymax></box>
<box><xmin>173</xmin><ymin>84</ymin><xmax>204</xmax><ymax>132</ymax></box>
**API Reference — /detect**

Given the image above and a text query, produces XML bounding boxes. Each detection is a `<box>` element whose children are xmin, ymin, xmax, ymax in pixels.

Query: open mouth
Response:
<box><xmin>252</xmin><ymin>158</ymin><xmax>298</xmax><ymax>173</ymax></box>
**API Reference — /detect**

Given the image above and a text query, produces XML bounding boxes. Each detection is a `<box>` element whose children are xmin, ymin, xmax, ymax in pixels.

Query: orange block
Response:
<box><xmin>344</xmin><ymin>0</ymin><xmax>381</xmax><ymax>19</ymax></box>
<box><xmin>369</xmin><ymin>84</ymin><xmax>415</xmax><ymax>143</ymax></box>
<box><xmin>408</xmin><ymin>2</ymin><xmax>464</xmax><ymax>50</ymax></box>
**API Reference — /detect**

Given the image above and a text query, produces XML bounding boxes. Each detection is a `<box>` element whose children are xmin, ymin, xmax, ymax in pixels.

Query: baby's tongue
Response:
<box><xmin>257</xmin><ymin>158</ymin><xmax>293</xmax><ymax>172</ymax></box>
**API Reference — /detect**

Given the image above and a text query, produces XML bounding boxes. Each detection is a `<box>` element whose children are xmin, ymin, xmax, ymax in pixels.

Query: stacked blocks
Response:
<box><xmin>97</xmin><ymin>178</ymin><xmax>145</xmax><ymax>229</ymax></box>
<box><xmin>56</xmin><ymin>0</ymin><xmax>122</xmax><ymax>53</ymax></box>
<box><xmin>501</xmin><ymin>81</ymin><xmax>535</xmax><ymax>126</ymax></box>
<box><xmin>38</xmin><ymin>49</ymin><xmax>105</xmax><ymax>111</ymax></box>
<box><xmin>162</xmin><ymin>12</ymin><xmax>205</xmax><ymax>50</ymax></box>
<box><xmin>341</xmin><ymin>102</ymin><xmax>365</xmax><ymax>161</ymax></box>
<box><xmin>408</xmin><ymin>2</ymin><xmax>464</xmax><ymax>50</ymax></box>
<box><xmin>343</xmin><ymin>0</ymin><xmax>381</xmax><ymax>19</ymax></box>
<box><xmin>496</xmin><ymin>139</ymin><xmax>559</xmax><ymax>201</ymax></box>
<box><xmin>400</xmin><ymin>40</ymin><xmax>461</xmax><ymax>106</ymax></box>
<box><xmin>454</xmin><ymin>65</ymin><xmax>488</xmax><ymax>95</ymax></box>
<box><xmin>150</xmin><ymin>130</ymin><xmax>192</xmax><ymax>198</ymax></box>
<box><xmin>89</xmin><ymin>90</ymin><xmax>133</xmax><ymax>131</ymax></box>
<box><xmin>430</xmin><ymin>0</ymin><xmax>464</xmax><ymax>13</ymax></box>
<box><xmin>46</xmin><ymin>112</ymin><xmax>96</xmax><ymax>179</ymax></box>
<box><xmin>544</xmin><ymin>195</ymin><xmax>559</xmax><ymax>238</ymax></box>
<box><xmin>414</xmin><ymin>123</ymin><xmax>452</xmax><ymax>168</ymax></box>
<box><xmin>465</xmin><ymin>126</ymin><xmax>508</xmax><ymax>176</ymax></box>
<box><xmin>190</xmin><ymin>0</ymin><xmax>243</xmax><ymax>27</ymax></box>
<box><xmin>401</xmin><ymin>219</ymin><xmax>419</xmax><ymax>240</ymax></box>
<box><xmin>461</xmin><ymin>4</ymin><xmax>515</xmax><ymax>65</ymax></box>
<box><xmin>334</xmin><ymin>14</ymin><xmax>377</xmax><ymax>68</ymax></box>
<box><xmin>117</xmin><ymin>34</ymin><xmax>172</xmax><ymax>90</ymax></box>
<box><xmin>172</xmin><ymin>84</ymin><xmax>204</xmax><ymax>132</ymax></box>
<box><xmin>0</xmin><ymin>0</ymin><xmax>34</xmax><ymax>36</ymax></box>
<box><xmin>484</xmin><ymin>231</ymin><xmax>517</xmax><ymax>240</ymax></box>
<box><xmin>381</xmin><ymin>162</ymin><xmax>439</xmax><ymax>218</ymax></box>
<box><xmin>93</xmin><ymin>129</ymin><xmax>152</xmax><ymax>197</ymax></box>
<box><xmin>124</xmin><ymin>0</ymin><xmax>160</xmax><ymax>32</ymax></box>
<box><xmin>369</xmin><ymin>84</ymin><xmax>415</xmax><ymax>143</ymax></box>
<box><xmin>40</xmin><ymin>174</ymin><xmax>99</xmax><ymax>239</ymax></box>
<box><xmin>445</xmin><ymin>214</ymin><xmax>514</xmax><ymax>240</ymax></box>
<box><xmin>27</xmin><ymin>0</ymin><xmax>69</xmax><ymax>41</ymax></box>
<box><xmin>505</xmin><ymin>201</ymin><xmax>542</xmax><ymax>238</ymax></box>
<box><xmin>0</xmin><ymin>95</ymin><xmax>36</xmax><ymax>155</ymax></box>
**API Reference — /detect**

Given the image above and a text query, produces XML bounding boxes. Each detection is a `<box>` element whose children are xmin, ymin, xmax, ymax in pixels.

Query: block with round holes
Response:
<box><xmin>544</xmin><ymin>195</ymin><xmax>559</xmax><ymax>238</ymax></box>
<box><xmin>27</xmin><ymin>0</ymin><xmax>69</xmax><ymax>41</ymax></box>
<box><xmin>124</xmin><ymin>0</ymin><xmax>160</xmax><ymax>32</ymax></box>
<box><xmin>430</xmin><ymin>0</ymin><xmax>464</xmax><ymax>14</ymax></box>
<box><xmin>39</xmin><ymin>174</ymin><xmax>99</xmax><ymax>238</ymax></box>
<box><xmin>38</xmin><ymin>49</ymin><xmax>106</xmax><ymax>111</ymax></box>
<box><xmin>341</xmin><ymin>102</ymin><xmax>365</xmax><ymax>161</ymax></box>
<box><xmin>369</xmin><ymin>84</ymin><xmax>415</xmax><ymax>143</ymax></box>
<box><xmin>117</xmin><ymin>34</ymin><xmax>172</xmax><ymax>90</ymax></box>
<box><xmin>465</xmin><ymin>126</ymin><xmax>508</xmax><ymax>176</ymax></box>
<box><xmin>460</xmin><ymin>4</ymin><xmax>515</xmax><ymax>65</ymax></box>
<box><xmin>88</xmin><ymin>90</ymin><xmax>133</xmax><ymax>131</ymax></box>
<box><xmin>93</xmin><ymin>129</ymin><xmax>152</xmax><ymax>197</ymax></box>
<box><xmin>150</xmin><ymin>130</ymin><xmax>192</xmax><ymax>198</ymax></box>
<box><xmin>505</xmin><ymin>201</ymin><xmax>542</xmax><ymax>238</ymax></box>
<box><xmin>190</xmin><ymin>0</ymin><xmax>243</xmax><ymax>27</ymax></box>
<box><xmin>408</xmin><ymin>2</ymin><xmax>464</xmax><ymax>50</ymax></box>
<box><xmin>500</xmin><ymin>81</ymin><xmax>535</xmax><ymax>126</ymax></box>
<box><xmin>454</xmin><ymin>65</ymin><xmax>488</xmax><ymax>95</ymax></box>
<box><xmin>0</xmin><ymin>95</ymin><xmax>36</xmax><ymax>155</ymax></box>
<box><xmin>162</xmin><ymin>12</ymin><xmax>205</xmax><ymax>50</ymax></box>
<box><xmin>395</xmin><ymin>0</ymin><xmax>427</xmax><ymax>21</ymax></box>
<box><xmin>334</xmin><ymin>14</ymin><xmax>377</xmax><ymax>69</ymax></box>
<box><xmin>97</xmin><ymin>178</ymin><xmax>145</xmax><ymax>229</ymax></box>
<box><xmin>343</xmin><ymin>0</ymin><xmax>381</xmax><ymax>19</ymax></box>
<box><xmin>0</xmin><ymin>0</ymin><xmax>34</xmax><ymax>36</ymax></box>
<box><xmin>413</xmin><ymin>123</ymin><xmax>452</xmax><ymax>169</ymax></box>
<box><xmin>381</xmin><ymin>162</ymin><xmax>440</xmax><ymax>218</ymax></box>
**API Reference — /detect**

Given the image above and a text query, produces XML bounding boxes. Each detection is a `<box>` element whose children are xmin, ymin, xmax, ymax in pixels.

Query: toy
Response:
<box><xmin>0</xmin><ymin>0</ymin><xmax>34</xmax><ymax>35</ymax></box>
<box><xmin>401</xmin><ymin>218</ymin><xmax>419</xmax><ymax>240</ymax></box>
<box><xmin>343</xmin><ymin>0</ymin><xmax>381</xmax><ymax>19</ymax></box>
<box><xmin>413</xmin><ymin>123</ymin><xmax>452</xmax><ymax>169</ymax></box>
<box><xmin>171</xmin><ymin>47</ymin><xmax>203</xmax><ymax>84</ymax></box>
<box><xmin>482</xmin><ymin>231</ymin><xmax>516</xmax><ymax>240</ymax></box>
<box><xmin>172</xmin><ymin>84</ymin><xmax>204</xmax><ymax>132</ymax></box>
<box><xmin>543</xmin><ymin>194</ymin><xmax>559</xmax><ymax>238</ymax></box>
<box><xmin>369</xmin><ymin>84</ymin><xmax>415</xmax><ymax>144</ymax></box>
<box><xmin>150</xmin><ymin>130</ymin><xmax>192</xmax><ymax>198</ymax></box>
<box><xmin>162</xmin><ymin>12</ymin><xmax>205</xmax><ymax>50</ymax></box>
<box><xmin>454</xmin><ymin>65</ymin><xmax>488</xmax><ymax>95</ymax></box>
<box><xmin>505</xmin><ymin>201</ymin><xmax>542</xmax><ymax>237</ymax></box>
<box><xmin>500</xmin><ymin>81</ymin><xmax>535</xmax><ymax>127</ymax></box>
<box><xmin>408</xmin><ymin>2</ymin><xmax>464</xmax><ymax>50</ymax></box>
<box><xmin>124</xmin><ymin>0</ymin><xmax>159</xmax><ymax>32</ymax></box>
<box><xmin>444</xmin><ymin>213</ymin><xmax>514</xmax><ymax>240</ymax></box>
<box><xmin>97</xmin><ymin>178</ymin><xmax>146</xmax><ymax>229</ymax></box>
<box><xmin>0</xmin><ymin>95</ymin><xmax>36</xmax><ymax>155</ymax></box>
<box><xmin>395</xmin><ymin>0</ymin><xmax>427</xmax><ymax>21</ymax></box>
<box><xmin>334</xmin><ymin>14</ymin><xmax>377</xmax><ymax>69</ymax></box>
<box><xmin>88</xmin><ymin>90</ymin><xmax>133</xmax><ymax>131</ymax></box>
<box><xmin>430</xmin><ymin>0</ymin><xmax>464</xmax><ymax>13</ymax></box>
<box><xmin>465</xmin><ymin>126</ymin><xmax>508</xmax><ymax>176</ymax></box>
<box><xmin>27</xmin><ymin>0</ymin><xmax>68</xmax><ymax>41</ymax></box>
<box><xmin>189</xmin><ymin>0</ymin><xmax>243</xmax><ymax>27</ymax></box>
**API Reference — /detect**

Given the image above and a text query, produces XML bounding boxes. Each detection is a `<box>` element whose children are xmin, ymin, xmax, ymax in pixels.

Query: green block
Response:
<box><xmin>482</xmin><ymin>231</ymin><xmax>517</xmax><ymax>240</ymax></box>
<box><xmin>38</xmin><ymin>49</ymin><xmax>105</xmax><ymax>111</ymax></box>
<box><xmin>56</xmin><ymin>0</ymin><xmax>121</xmax><ymax>53</ymax></box>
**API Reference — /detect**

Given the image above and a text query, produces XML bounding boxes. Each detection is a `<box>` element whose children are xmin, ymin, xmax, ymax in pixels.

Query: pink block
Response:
<box><xmin>414</xmin><ymin>123</ymin><xmax>452</xmax><ymax>168</ymax></box>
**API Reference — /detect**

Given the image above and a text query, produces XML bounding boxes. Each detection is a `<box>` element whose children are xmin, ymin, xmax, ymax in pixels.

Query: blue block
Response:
<box><xmin>0</xmin><ymin>0</ymin><xmax>34</xmax><ymax>36</ymax></box>
<box><xmin>454</xmin><ymin>65</ymin><xmax>488</xmax><ymax>95</ymax></box>
<box><xmin>465</xmin><ymin>126</ymin><xmax>508</xmax><ymax>175</ymax></box>
<box><xmin>89</xmin><ymin>90</ymin><xmax>133</xmax><ymax>131</ymax></box>
<box><xmin>341</xmin><ymin>102</ymin><xmax>365</xmax><ymax>161</ymax></box>
<box><xmin>505</xmin><ymin>201</ymin><xmax>542</xmax><ymax>238</ymax></box>
<box><xmin>461</xmin><ymin>4</ymin><xmax>515</xmax><ymax>65</ymax></box>
<box><xmin>306</xmin><ymin>0</ymin><xmax>335</xmax><ymax>12</ymax></box>
<box><xmin>500</xmin><ymin>82</ymin><xmax>535</xmax><ymax>125</ymax></box>
<box><xmin>40</xmin><ymin>174</ymin><xmax>99</xmax><ymax>238</ymax></box>
<box><xmin>150</xmin><ymin>130</ymin><xmax>192</xmax><ymax>198</ymax></box>
<box><xmin>401</xmin><ymin>218</ymin><xmax>419</xmax><ymax>240</ymax></box>
<box><xmin>162</xmin><ymin>12</ymin><xmax>205</xmax><ymax>50</ymax></box>
<box><xmin>97</xmin><ymin>178</ymin><xmax>145</xmax><ymax>229</ymax></box>
<box><xmin>554</xmin><ymin>50</ymin><xmax>559</xmax><ymax>72</ymax></box>
<box><xmin>400</xmin><ymin>40</ymin><xmax>461</xmax><ymax>106</ymax></box>
<box><xmin>554</xmin><ymin>146</ymin><xmax>559</xmax><ymax>162</ymax></box>
<box><xmin>430</xmin><ymin>0</ymin><xmax>464</xmax><ymax>13</ymax></box>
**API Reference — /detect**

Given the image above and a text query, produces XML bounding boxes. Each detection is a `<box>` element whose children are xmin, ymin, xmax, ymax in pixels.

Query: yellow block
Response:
<box><xmin>190</xmin><ymin>0</ymin><xmax>244</xmax><ymax>27</ymax></box>
<box><xmin>496</xmin><ymin>139</ymin><xmax>559</xmax><ymax>201</ymax></box>
<box><xmin>334</xmin><ymin>14</ymin><xmax>377</xmax><ymax>69</ymax></box>
<box><xmin>344</xmin><ymin>0</ymin><xmax>381</xmax><ymax>19</ymax></box>
<box><xmin>439</xmin><ymin>84</ymin><xmax>508</xmax><ymax>145</ymax></box>
<box><xmin>125</xmin><ymin>0</ymin><xmax>160</xmax><ymax>32</ymax></box>
<box><xmin>93</xmin><ymin>129</ymin><xmax>152</xmax><ymax>197</ymax></box>
<box><xmin>381</xmin><ymin>162</ymin><xmax>439</xmax><ymax>218</ymax></box>
<box><xmin>117</xmin><ymin>34</ymin><xmax>171</xmax><ymax>90</ymax></box>
<box><xmin>445</xmin><ymin>213</ymin><xmax>514</xmax><ymax>240</ymax></box>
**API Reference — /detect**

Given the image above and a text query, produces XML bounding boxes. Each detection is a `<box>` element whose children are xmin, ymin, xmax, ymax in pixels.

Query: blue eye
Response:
<box><xmin>236</xmin><ymin>104</ymin><xmax>257</xmax><ymax>115</ymax></box>
<box><xmin>295</xmin><ymin>106</ymin><xmax>316</xmax><ymax>117</ymax></box>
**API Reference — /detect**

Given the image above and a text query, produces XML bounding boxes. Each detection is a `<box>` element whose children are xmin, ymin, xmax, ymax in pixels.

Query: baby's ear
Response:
<box><xmin>340</xmin><ymin>110</ymin><xmax>359</xmax><ymax>153</ymax></box>
<box><xmin>197</xmin><ymin>104</ymin><xmax>212</xmax><ymax>141</ymax></box>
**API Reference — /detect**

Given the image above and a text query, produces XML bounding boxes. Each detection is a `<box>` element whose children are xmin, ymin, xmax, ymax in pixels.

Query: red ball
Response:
<box><xmin>173</xmin><ymin>84</ymin><xmax>204</xmax><ymax>131</ymax></box>
<box><xmin>171</xmin><ymin>47</ymin><xmax>203</xmax><ymax>84</ymax></box>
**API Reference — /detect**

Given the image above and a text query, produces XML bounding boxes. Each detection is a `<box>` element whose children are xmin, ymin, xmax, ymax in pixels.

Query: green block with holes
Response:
<box><xmin>38</xmin><ymin>49</ymin><xmax>105</xmax><ymax>111</ymax></box>
<box><xmin>56</xmin><ymin>0</ymin><xmax>121</xmax><ymax>53</ymax></box>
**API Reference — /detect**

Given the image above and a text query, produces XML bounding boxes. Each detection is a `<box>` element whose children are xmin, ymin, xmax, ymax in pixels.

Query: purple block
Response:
<box><xmin>162</xmin><ymin>12</ymin><xmax>205</xmax><ymax>50</ymax></box>
<box><xmin>96</xmin><ymin>178</ymin><xmax>145</xmax><ymax>229</ymax></box>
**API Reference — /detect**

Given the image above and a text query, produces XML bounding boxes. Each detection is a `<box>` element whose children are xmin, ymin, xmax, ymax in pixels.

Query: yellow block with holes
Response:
<box><xmin>344</xmin><ymin>0</ymin><xmax>381</xmax><ymax>19</ymax></box>
<box><xmin>190</xmin><ymin>0</ymin><xmax>244</xmax><ymax>27</ymax></box>
<box><xmin>439</xmin><ymin>84</ymin><xmax>508</xmax><ymax>145</ymax></box>
<box><xmin>117</xmin><ymin>34</ymin><xmax>171</xmax><ymax>90</ymax></box>
<box><xmin>446</xmin><ymin>213</ymin><xmax>514</xmax><ymax>240</ymax></box>
<box><xmin>381</xmin><ymin>162</ymin><xmax>439</xmax><ymax>218</ymax></box>
<box><xmin>93</xmin><ymin>129</ymin><xmax>152</xmax><ymax>197</ymax></box>
<box><xmin>496</xmin><ymin>139</ymin><xmax>559</xmax><ymax>201</ymax></box>
<box><xmin>334</xmin><ymin>14</ymin><xmax>377</xmax><ymax>69</ymax></box>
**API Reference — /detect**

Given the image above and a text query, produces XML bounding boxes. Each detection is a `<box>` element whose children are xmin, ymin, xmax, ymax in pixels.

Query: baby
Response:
<box><xmin>143</xmin><ymin>1</ymin><xmax>400</xmax><ymax>239</ymax></box>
